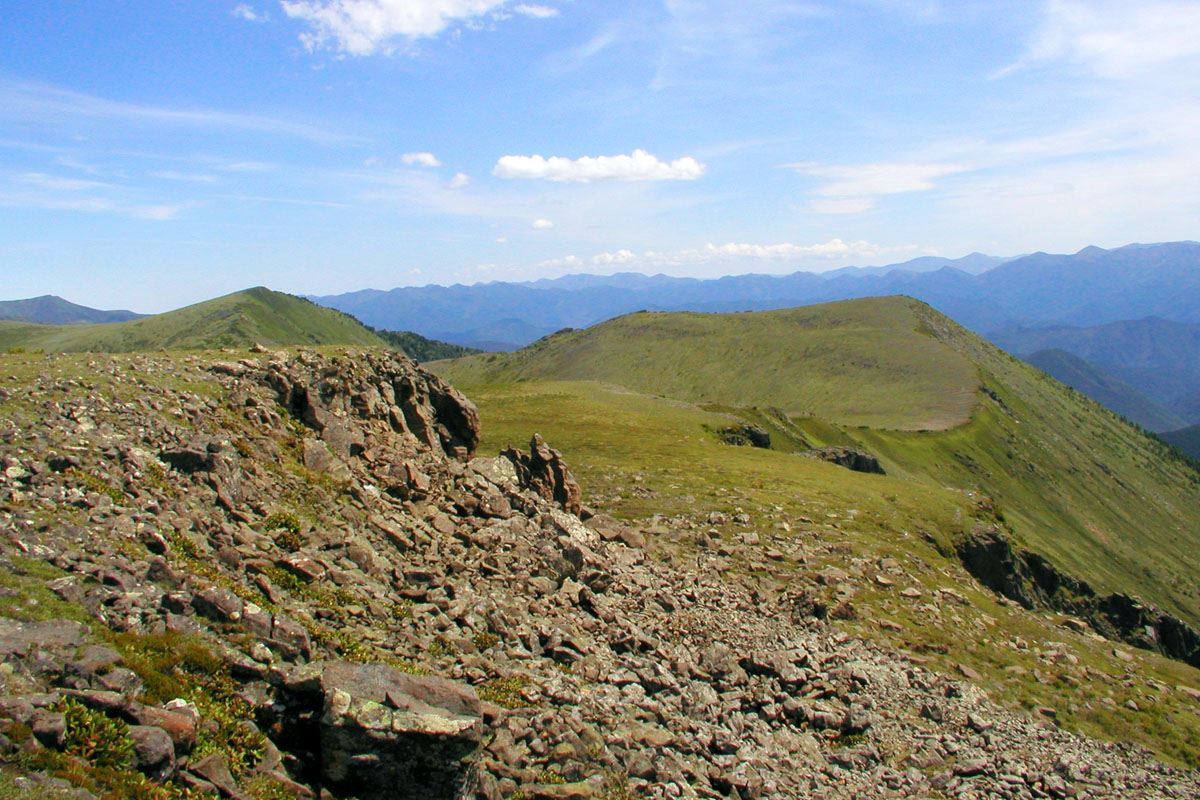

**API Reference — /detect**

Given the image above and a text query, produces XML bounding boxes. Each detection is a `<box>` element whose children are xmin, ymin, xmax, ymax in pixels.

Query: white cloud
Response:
<box><xmin>535</xmin><ymin>239</ymin><xmax>929</xmax><ymax>272</ymax></box>
<box><xmin>448</xmin><ymin>172</ymin><xmax>470</xmax><ymax>188</ymax></box>
<box><xmin>282</xmin><ymin>0</ymin><xmax>530</xmax><ymax>55</ymax></box>
<box><xmin>233</xmin><ymin>4</ymin><xmax>269</xmax><ymax>23</ymax></box>
<box><xmin>494</xmin><ymin>236</ymin><xmax>508</xmax><ymax>243</ymax></box>
<box><xmin>513</xmin><ymin>4</ymin><xmax>558</xmax><ymax>17</ymax></box>
<box><xmin>493</xmin><ymin>149</ymin><xmax>707</xmax><ymax>183</ymax></box>
<box><xmin>998</xmin><ymin>0</ymin><xmax>1200</xmax><ymax>80</ymax></box>
<box><xmin>531</xmin><ymin>218</ymin><xmax>554</xmax><ymax>229</ymax></box>
<box><xmin>401</xmin><ymin>151</ymin><xmax>441</xmax><ymax>167</ymax></box>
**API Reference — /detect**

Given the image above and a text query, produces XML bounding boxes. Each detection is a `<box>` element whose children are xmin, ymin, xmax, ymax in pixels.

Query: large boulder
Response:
<box><xmin>275</xmin><ymin>661</ymin><xmax>483</xmax><ymax>800</ymax></box>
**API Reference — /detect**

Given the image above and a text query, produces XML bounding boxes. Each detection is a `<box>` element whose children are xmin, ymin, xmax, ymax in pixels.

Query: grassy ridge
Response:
<box><xmin>438</xmin><ymin>297</ymin><xmax>980</xmax><ymax>431</ymax></box>
<box><xmin>434</xmin><ymin>296</ymin><xmax>1200</xmax><ymax>630</ymax></box>
<box><xmin>0</xmin><ymin>288</ymin><xmax>387</xmax><ymax>352</ymax></box>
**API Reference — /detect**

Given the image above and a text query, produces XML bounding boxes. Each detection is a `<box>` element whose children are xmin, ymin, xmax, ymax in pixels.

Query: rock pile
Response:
<box><xmin>0</xmin><ymin>348</ymin><xmax>1196</xmax><ymax>799</ymax></box>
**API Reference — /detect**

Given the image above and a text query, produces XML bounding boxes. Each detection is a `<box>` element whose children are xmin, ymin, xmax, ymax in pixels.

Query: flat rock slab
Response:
<box><xmin>0</xmin><ymin>618</ymin><xmax>86</xmax><ymax>656</ymax></box>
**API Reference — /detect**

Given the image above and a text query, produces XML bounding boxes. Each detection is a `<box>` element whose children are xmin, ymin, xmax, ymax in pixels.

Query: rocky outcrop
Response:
<box><xmin>718</xmin><ymin>424</ymin><xmax>771</xmax><ymax>449</ymax></box>
<box><xmin>802</xmin><ymin>446</ymin><xmax>886</xmax><ymax>474</ymax></box>
<box><xmin>957</xmin><ymin>527</ymin><xmax>1200</xmax><ymax>667</ymax></box>
<box><xmin>501</xmin><ymin>434</ymin><xmax>583</xmax><ymax>516</ymax></box>
<box><xmin>264</xmin><ymin>350</ymin><xmax>480</xmax><ymax>459</ymax></box>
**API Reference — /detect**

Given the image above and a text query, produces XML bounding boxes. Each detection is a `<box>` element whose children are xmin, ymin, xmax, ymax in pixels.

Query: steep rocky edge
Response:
<box><xmin>957</xmin><ymin>528</ymin><xmax>1200</xmax><ymax>669</ymax></box>
<box><xmin>0</xmin><ymin>348</ymin><xmax>1198</xmax><ymax>800</ymax></box>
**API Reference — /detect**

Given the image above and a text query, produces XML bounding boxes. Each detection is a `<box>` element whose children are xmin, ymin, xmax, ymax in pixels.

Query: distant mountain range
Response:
<box><xmin>311</xmin><ymin>242</ymin><xmax>1200</xmax><ymax>351</ymax></box>
<box><xmin>0</xmin><ymin>294</ymin><xmax>144</xmax><ymax>325</ymax></box>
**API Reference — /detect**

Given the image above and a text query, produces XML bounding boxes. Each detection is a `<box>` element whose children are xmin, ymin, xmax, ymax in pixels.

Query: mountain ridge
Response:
<box><xmin>312</xmin><ymin>241</ymin><xmax>1200</xmax><ymax>351</ymax></box>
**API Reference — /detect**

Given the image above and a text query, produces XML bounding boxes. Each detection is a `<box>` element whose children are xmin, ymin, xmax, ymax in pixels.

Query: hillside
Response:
<box><xmin>0</xmin><ymin>294</ymin><xmax>144</xmax><ymax>325</ymax></box>
<box><xmin>0</xmin><ymin>288</ymin><xmax>388</xmax><ymax>353</ymax></box>
<box><xmin>1024</xmin><ymin>348</ymin><xmax>1187</xmax><ymax>432</ymax></box>
<box><xmin>434</xmin><ymin>297</ymin><xmax>1200</xmax><ymax>636</ymax></box>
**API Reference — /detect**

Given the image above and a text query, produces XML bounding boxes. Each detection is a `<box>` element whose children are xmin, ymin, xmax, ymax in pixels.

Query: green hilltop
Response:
<box><xmin>444</xmin><ymin>299</ymin><xmax>980</xmax><ymax>431</ymax></box>
<box><xmin>434</xmin><ymin>296</ymin><xmax>1200</xmax><ymax>630</ymax></box>
<box><xmin>0</xmin><ymin>287</ymin><xmax>483</xmax><ymax>359</ymax></box>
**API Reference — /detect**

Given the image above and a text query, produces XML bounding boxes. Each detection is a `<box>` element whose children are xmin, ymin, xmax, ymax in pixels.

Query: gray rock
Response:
<box><xmin>130</xmin><ymin>724</ymin><xmax>176</xmax><ymax>781</ymax></box>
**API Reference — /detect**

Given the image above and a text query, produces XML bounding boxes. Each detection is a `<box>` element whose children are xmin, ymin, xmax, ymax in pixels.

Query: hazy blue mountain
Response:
<box><xmin>1024</xmin><ymin>349</ymin><xmax>1188</xmax><ymax>432</ymax></box>
<box><xmin>991</xmin><ymin>316</ymin><xmax>1200</xmax><ymax>423</ymax></box>
<box><xmin>820</xmin><ymin>252</ymin><xmax>1009</xmax><ymax>280</ymax></box>
<box><xmin>311</xmin><ymin>241</ymin><xmax>1200</xmax><ymax>351</ymax></box>
<box><xmin>1162</xmin><ymin>424</ymin><xmax>1200</xmax><ymax>460</ymax></box>
<box><xmin>0</xmin><ymin>295</ymin><xmax>145</xmax><ymax>325</ymax></box>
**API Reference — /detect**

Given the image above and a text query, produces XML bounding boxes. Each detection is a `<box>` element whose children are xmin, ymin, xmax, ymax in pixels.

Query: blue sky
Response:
<box><xmin>2</xmin><ymin>0</ymin><xmax>1199</xmax><ymax>312</ymax></box>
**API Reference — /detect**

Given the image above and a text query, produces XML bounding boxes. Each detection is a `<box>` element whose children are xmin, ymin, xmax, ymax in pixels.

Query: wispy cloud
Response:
<box><xmin>997</xmin><ymin>0</ymin><xmax>1200</xmax><ymax>79</ymax></box>
<box><xmin>281</xmin><ymin>0</ymin><xmax>553</xmax><ymax>55</ymax></box>
<box><xmin>0</xmin><ymin>80</ymin><xmax>359</xmax><ymax>144</ymax></box>
<box><xmin>17</xmin><ymin>172</ymin><xmax>115</xmax><ymax>192</ymax></box>
<box><xmin>216</xmin><ymin>161</ymin><xmax>276</xmax><ymax>172</ymax></box>
<box><xmin>448</xmin><ymin>172</ymin><xmax>470</xmax><ymax>188</ymax></box>
<box><xmin>493</xmin><ymin>149</ymin><xmax>706</xmax><ymax>183</ymax></box>
<box><xmin>788</xmin><ymin>161</ymin><xmax>970</xmax><ymax>214</ymax></box>
<box><xmin>152</xmin><ymin>171</ymin><xmax>219</xmax><ymax>183</ymax></box>
<box><xmin>0</xmin><ymin>190</ymin><xmax>184</xmax><ymax>221</ymax></box>
<box><xmin>531</xmin><ymin>217</ymin><xmax>554</xmax><ymax>229</ymax></box>
<box><xmin>513</xmin><ymin>4</ymin><xmax>559</xmax><ymax>18</ymax></box>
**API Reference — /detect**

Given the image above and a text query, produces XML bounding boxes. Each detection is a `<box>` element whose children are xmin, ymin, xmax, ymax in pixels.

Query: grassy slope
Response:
<box><xmin>435</xmin><ymin>296</ymin><xmax>1200</xmax><ymax>630</ymax></box>
<box><xmin>0</xmin><ymin>288</ymin><xmax>387</xmax><ymax>352</ymax></box>
<box><xmin>440</xmin><ymin>298</ymin><xmax>979</xmax><ymax>431</ymax></box>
